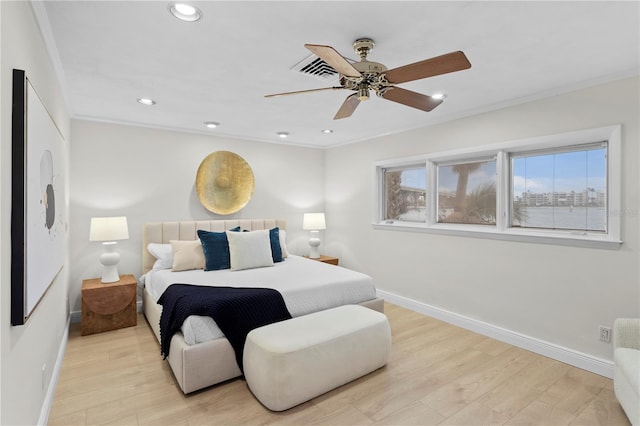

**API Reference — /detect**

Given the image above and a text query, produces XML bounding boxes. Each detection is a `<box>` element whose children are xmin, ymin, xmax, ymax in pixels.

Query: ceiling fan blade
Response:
<box><xmin>380</xmin><ymin>87</ymin><xmax>443</xmax><ymax>112</ymax></box>
<box><xmin>384</xmin><ymin>51</ymin><xmax>471</xmax><ymax>84</ymax></box>
<box><xmin>265</xmin><ymin>86</ymin><xmax>344</xmax><ymax>98</ymax></box>
<box><xmin>304</xmin><ymin>44</ymin><xmax>362</xmax><ymax>78</ymax></box>
<box><xmin>334</xmin><ymin>94</ymin><xmax>360</xmax><ymax>120</ymax></box>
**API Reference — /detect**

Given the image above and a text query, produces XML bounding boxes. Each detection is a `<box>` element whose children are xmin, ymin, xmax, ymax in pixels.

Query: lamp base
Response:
<box><xmin>100</xmin><ymin>265</ymin><xmax>120</xmax><ymax>283</ymax></box>
<box><xmin>308</xmin><ymin>230</ymin><xmax>321</xmax><ymax>259</ymax></box>
<box><xmin>100</xmin><ymin>242</ymin><xmax>121</xmax><ymax>283</ymax></box>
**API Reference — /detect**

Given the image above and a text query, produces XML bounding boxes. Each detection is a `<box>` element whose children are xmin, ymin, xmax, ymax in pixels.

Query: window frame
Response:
<box><xmin>508</xmin><ymin>141</ymin><xmax>608</xmax><ymax>233</ymax></box>
<box><xmin>381</xmin><ymin>162</ymin><xmax>428</xmax><ymax>223</ymax></box>
<box><xmin>373</xmin><ymin>125</ymin><xmax>622</xmax><ymax>249</ymax></box>
<box><xmin>436</xmin><ymin>156</ymin><xmax>498</xmax><ymax>226</ymax></box>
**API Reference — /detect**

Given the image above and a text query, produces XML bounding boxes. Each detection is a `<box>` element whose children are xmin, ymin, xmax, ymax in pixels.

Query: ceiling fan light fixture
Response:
<box><xmin>169</xmin><ymin>2</ymin><xmax>202</xmax><ymax>22</ymax></box>
<box><xmin>357</xmin><ymin>86</ymin><xmax>369</xmax><ymax>101</ymax></box>
<box><xmin>204</xmin><ymin>121</ymin><xmax>219</xmax><ymax>129</ymax></box>
<box><xmin>266</xmin><ymin>40</ymin><xmax>471</xmax><ymax>119</ymax></box>
<box><xmin>277</xmin><ymin>132</ymin><xmax>289</xmax><ymax>139</ymax></box>
<box><xmin>137</xmin><ymin>98</ymin><xmax>156</xmax><ymax>106</ymax></box>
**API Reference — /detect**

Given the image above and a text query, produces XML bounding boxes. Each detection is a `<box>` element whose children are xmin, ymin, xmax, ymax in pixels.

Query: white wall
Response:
<box><xmin>325</xmin><ymin>76</ymin><xmax>640</xmax><ymax>365</ymax></box>
<box><xmin>1</xmin><ymin>2</ymin><xmax>70</xmax><ymax>424</ymax></box>
<box><xmin>1</xmin><ymin>8</ymin><xmax>634</xmax><ymax>423</ymax></box>
<box><xmin>68</xmin><ymin>120</ymin><xmax>325</xmax><ymax>312</ymax></box>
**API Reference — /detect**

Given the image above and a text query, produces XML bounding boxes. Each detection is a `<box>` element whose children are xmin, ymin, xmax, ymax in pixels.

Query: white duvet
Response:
<box><xmin>143</xmin><ymin>255</ymin><xmax>377</xmax><ymax>345</ymax></box>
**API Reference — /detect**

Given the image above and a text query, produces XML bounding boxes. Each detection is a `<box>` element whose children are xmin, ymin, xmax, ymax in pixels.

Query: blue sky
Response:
<box><xmin>400</xmin><ymin>168</ymin><xmax>427</xmax><ymax>190</ymax></box>
<box><xmin>399</xmin><ymin>147</ymin><xmax>606</xmax><ymax>195</ymax></box>
<box><xmin>438</xmin><ymin>162</ymin><xmax>496</xmax><ymax>193</ymax></box>
<box><xmin>512</xmin><ymin>148</ymin><xmax>606</xmax><ymax>195</ymax></box>
<box><xmin>400</xmin><ymin>162</ymin><xmax>497</xmax><ymax>193</ymax></box>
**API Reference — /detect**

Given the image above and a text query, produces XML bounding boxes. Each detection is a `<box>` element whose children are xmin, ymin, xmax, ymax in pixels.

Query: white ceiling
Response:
<box><xmin>35</xmin><ymin>1</ymin><xmax>639</xmax><ymax>148</ymax></box>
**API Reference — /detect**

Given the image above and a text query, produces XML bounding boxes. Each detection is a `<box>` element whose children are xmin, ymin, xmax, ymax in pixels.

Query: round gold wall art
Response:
<box><xmin>195</xmin><ymin>151</ymin><xmax>255</xmax><ymax>215</ymax></box>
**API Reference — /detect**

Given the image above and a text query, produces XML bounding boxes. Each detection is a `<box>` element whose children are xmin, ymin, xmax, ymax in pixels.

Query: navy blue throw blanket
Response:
<box><xmin>158</xmin><ymin>284</ymin><xmax>292</xmax><ymax>372</ymax></box>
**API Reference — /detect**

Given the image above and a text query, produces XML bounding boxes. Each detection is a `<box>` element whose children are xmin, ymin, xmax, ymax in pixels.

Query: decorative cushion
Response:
<box><xmin>226</xmin><ymin>229</ymin><xmax>274</xmax><ymax>271</ymax></box>
<box><xmin>147</xmin><ymin>243</ymin><xmax>172</xmax><ymax>270</ymax></box>
<box><xmin>269</xmin><ymin>228</ymin><xmax>283</xmax><ymax>263</ymax></box>
<box><xmin>170</xmin><ymin>240</ymin><xmax>205</xmax><ymax>272</ymax></box>
<box><xmin>235</xmin><ymin>227</ymin><xmax>284</xmax><ymax>262</ymax></box>
<box><xmin>197</xmin><ymin>228</ymin><xmax>238</xmax><ymax>271</ymax></box>
<box><xmin>279</xmin><ymin>229</ymin><xmax>288</xmax><ymax>258</ymax></box>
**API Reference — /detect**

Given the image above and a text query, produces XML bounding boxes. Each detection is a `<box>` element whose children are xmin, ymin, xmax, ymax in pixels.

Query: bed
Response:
<box><xmin>141</xmin><ymin>219</ymin><xmax>384</xmax><ymax>394</ymax></box>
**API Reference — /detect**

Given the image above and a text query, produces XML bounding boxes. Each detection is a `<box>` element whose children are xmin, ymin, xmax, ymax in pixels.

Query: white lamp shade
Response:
<box><xmin>303</xmin><ymin>213</ymin><xmax>326</xmax><ymax>231</ymax></box>
<box><xmin>89</xmin><ymin>216</ymin><xmax>129</xmax><ymax>242</ymax></box>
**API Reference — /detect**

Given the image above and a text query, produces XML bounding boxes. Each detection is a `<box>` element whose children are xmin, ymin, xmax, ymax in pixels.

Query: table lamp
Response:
<box><xmin>302</xmin><ymin>213</ymin><xmax>326</xmax><ymax>259</ymax></box>
<box><xmin>89</xmin><ymin>216</ymin><xmax>129</xmax><ymax>283</ymax></box>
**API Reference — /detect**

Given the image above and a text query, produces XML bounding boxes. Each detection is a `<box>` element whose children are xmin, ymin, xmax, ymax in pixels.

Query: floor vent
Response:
<box><xmin>291</xmin><ymin>54</ymin><xmax>339</xmax><ymax>82</ymax></box>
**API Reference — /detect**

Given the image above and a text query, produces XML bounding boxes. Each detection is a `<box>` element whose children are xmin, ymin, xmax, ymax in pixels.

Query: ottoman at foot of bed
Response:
<box><xmin>243</xmin><ymin>304</ymin><xmax>392</xmax><ymax>411</ymax></box>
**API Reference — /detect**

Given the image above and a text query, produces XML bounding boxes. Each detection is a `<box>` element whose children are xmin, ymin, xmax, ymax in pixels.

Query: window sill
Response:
<box><xmin>372</xmin><ymin>221</ymin><xmax>622</xmax><ymax>250</ymax></box>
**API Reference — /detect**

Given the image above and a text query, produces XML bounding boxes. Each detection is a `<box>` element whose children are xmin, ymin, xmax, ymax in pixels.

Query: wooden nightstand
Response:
<box><xmin>81</xmin><ymin>274</ymin><xmax>137</xmax><ymax>335</ymax></box>
<box><xmin>304</xmin><ymin>255</ymin><xmax>339</xmax><ymax>266</ymax></box>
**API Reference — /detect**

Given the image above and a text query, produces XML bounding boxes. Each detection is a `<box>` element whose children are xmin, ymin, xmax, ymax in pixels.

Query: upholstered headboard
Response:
<box><xmin>142</xmin><ymin>219</ymin><xmax>287</xmax><ymax>274</ymax></box>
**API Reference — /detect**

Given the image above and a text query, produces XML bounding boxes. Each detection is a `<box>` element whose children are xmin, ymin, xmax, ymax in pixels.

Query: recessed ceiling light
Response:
<box><xmin>277</xmin><ymin>132</ymin><xmax>289</xmax><ymax>139</ymax></box>
<box><xmin>204</xmin><ymin>121</ymin><xmax>219</xmax><ymax>129</ymax></box>
<box><xmin>321</xmin><ymin>129</ymin><xmax>334</xmax><ymax>134</ymax></box>
<box><xmin>432</xmin><ymin>93</ymin><xmax>446</xmax><ymax>100</ymax></box>
<box><xmin>137</xmin><ymin>98</ymin><xmax>156</xmax><ymax>106</ymax></box>
<box><xmin>169</xmin><ymin>2</ymin><xmax>202</xmax><ymax>22</ymax></box>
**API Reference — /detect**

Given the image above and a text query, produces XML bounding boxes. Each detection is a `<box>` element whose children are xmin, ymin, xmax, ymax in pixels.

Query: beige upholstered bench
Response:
<box><xmin>243</xmin><ymin>304</ymin><xmax>392</xmax><ymax>411</ymax></box>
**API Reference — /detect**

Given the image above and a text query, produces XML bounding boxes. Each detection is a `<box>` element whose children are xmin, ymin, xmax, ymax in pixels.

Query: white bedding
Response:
<box><xmin>142</xmin><ymin>255</ymin><xmax>377</xmax><ymax>345</ymax></box>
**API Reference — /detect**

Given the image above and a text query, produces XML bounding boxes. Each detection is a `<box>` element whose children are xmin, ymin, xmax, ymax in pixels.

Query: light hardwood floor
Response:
<box><xmin>49</xmin><ymin>303</ymin><xmax>630</xmax><ymax>425</ymax></box>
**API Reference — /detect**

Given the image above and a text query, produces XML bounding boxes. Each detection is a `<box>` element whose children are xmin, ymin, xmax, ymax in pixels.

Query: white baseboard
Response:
<box><xmin>38</xmin><ymin>317</ymin><xmax>70</xmax><ymax>426</ymax></box>
<box><xmin>70</xmin><ymin>300</ymin><xmax>143</xmax><ymax>324</ymax></box>
<box><xmin>377</xmin><ymin>289</ymin><xmax>614</xmax><ymax>379</ymax></box>
<box><xmin>67</xmin><ymin>293</ymin><xmax>614</xmax><ymax>378</ymax></box>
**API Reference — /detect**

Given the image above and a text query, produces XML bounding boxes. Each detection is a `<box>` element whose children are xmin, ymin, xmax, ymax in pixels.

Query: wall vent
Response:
<box><xmin>291</xmin><ymin>54</ymin><xmax>340</xmax><ymax>82</ymax></box>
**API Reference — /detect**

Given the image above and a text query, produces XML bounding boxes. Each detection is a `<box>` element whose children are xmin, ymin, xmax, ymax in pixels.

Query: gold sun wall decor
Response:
<box><xmin>196</xmin><ymin>151</ymin><xmax>255</xmax><ymax>215</ymax></box>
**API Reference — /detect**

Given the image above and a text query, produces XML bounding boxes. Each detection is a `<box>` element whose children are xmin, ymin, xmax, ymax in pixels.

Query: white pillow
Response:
<box><xmin>279</xmin><ymin>229</ymin><xmax>288</xmax><ymax>258</ymax></box>
<box><xmin>147</xmin><ymin>243</ymin><xmax>172</xmax><ymax>270</ymax></box>
<box><xmin>226</xmin><ymin>229</ymin><xmax>274</xmax><ymax>271</ymax></box>
<box><xmin>170</xmin><ymin>240</ymin><xmax>205</xmax><ymax>271</ymax></box>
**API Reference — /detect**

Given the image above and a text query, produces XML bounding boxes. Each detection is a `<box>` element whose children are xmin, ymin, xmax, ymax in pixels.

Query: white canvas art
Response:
<box><xmin>12</xmin><ymin>70</ymin><xmax>66</xmax><ymax>324</ymax></box>
<box><xmin>25</xmin><ymin>80</ymin><xmax>65</xmax><ymax>316</ymax></box>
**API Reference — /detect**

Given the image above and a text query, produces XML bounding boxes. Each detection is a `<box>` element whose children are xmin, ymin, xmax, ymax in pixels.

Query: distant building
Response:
<box><xmin>399</xmin><ymin>187</ymin><xmax>426</xmax><ymax>207</ymax></box>
<box><xmin>516</xmin><ymin>189</ymin><xmax>606</xmax><ymax>207</ymax></box>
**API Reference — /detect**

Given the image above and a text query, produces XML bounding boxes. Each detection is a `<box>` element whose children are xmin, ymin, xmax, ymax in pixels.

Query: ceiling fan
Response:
<box><xmin>265</xmin><ymin>38</ymin><xmax>471</xmax><ymax>120</ymax></box>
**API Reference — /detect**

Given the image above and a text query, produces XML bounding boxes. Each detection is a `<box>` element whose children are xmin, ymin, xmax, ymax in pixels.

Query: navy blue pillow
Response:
<box><xmin>269</xmin><ymin>227</ymin><xmax>283</xmax><ymax>263</ymax></box>
<box><xmin>197</xmin><ymin>227</ymin><xmax>240</xmax><ymax>271</ymax></box>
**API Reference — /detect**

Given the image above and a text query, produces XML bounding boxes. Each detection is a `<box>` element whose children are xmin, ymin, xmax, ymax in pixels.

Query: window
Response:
<box><xmin>511</xmin><ymin>143</ymin><xmax>607</xmax><ymax>232</ymax></box>
<box><xmin>383</xmin><ymin>165</ymin><xmax>427</xmax><ymax>223</ymax></box>
<box><xmin>373</xmin><ymin>125</ymin><xmax>621</xmax><ymax>249</ymax></box>
<box><xmin>438</xmin><ymin>159</ymin><xmax>496</xmax><ymax>225</ymax></box>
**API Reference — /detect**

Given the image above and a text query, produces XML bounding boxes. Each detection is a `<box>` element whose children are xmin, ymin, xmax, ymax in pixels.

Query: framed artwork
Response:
<box><xmin>11</xmin><ymin>69</ymin><xmax>66</xmax><ymax>325</ymax></box>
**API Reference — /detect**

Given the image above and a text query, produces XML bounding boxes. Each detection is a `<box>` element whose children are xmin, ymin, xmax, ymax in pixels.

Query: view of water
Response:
<box><xmin>396</xmin><ymin>206</ymin><xmax>607</xmax><ymax>231</ymax></box>
<box><xmin>516</xmin><ymin>206</ymin><xmax>606</xmax><ymax>231</ymax></box>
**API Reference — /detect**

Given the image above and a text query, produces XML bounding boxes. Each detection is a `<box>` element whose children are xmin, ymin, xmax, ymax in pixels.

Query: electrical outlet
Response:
<box><xmin>599</xmin><ymin>325</ymin><xmax>611</xmax><ymax>343</ymax></box>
